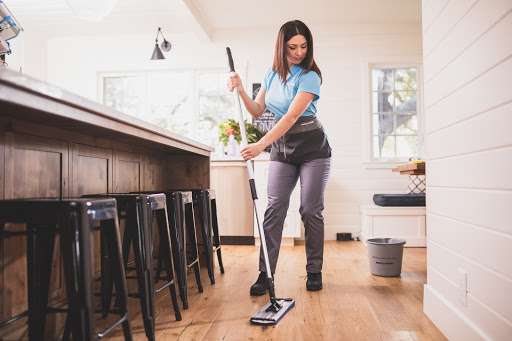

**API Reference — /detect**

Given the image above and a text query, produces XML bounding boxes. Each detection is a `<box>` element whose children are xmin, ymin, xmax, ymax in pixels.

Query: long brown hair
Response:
<box><xmin>272</xmin><ymin>20</ymin><xmax>322</xmax><ymax>85</ymax></box>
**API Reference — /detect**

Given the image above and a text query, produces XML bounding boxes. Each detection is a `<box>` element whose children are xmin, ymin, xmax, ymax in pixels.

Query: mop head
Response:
<box><xmin>250</xmin><ymin>298</ymin><xmax>295</xmax><ymax>325</ymax></box>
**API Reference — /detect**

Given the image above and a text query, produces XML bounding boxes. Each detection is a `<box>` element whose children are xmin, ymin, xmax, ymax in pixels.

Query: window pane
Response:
<box><xmin>373</xmin><ymin>135</ymin><xmax>395</xmax><ymax>158</ymax></box>
<box><xmin>396</xmin><ymin>136</ymin><xmax>418</xmax><ymax>158</ymax></box>
<box><xmin>103</xmin><ymin>76</ymin><xmax>144</xmax><ymax>117</ymax></box>
<box><xmin>373</xmin><ymin>92</ymin><xmax>393</xmax><ymax>113</ymax></box>
<box><xmin>372</xmin><ymin>69</ymin><xmax>393</xmax><ymax>91</ymax></box>
<box><xmin>373</xmin><ymin>114</ymin><xmax>395</xmax><ymax>135</ymax></box>
<box><xmin>198</xmin><ymin>73</ymin><xmax>219</xmax><ymax>96</ymax></box>
<box><xmin>394</xmin><ymin>91</ymin><xmax>417</xmax><ymax>112</ymax></box>
<box><xmin>396</xmin><ymin>114</ymin><xmax>417</xmax><ymax>134</ymax></box>
<box><xmin>197</xmin><ymin>72</ymin><xmax>235</xmax><ymax>147</ymax></box>
<box><xmin>147</xmin><ymin>72</ymin><xmax>193</xmax><ymax>137</ymax></box>
<box><xmin>395</xmin><ymin>68</ymin><xmax>417</xmax><ymax>90</ymax></box>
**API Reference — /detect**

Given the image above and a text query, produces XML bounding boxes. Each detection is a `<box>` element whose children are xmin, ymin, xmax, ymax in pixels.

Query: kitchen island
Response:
<box><xmin>0</xmin><ymin>69</ymin><xmax>213</xmax><ymax>338</ymax></box>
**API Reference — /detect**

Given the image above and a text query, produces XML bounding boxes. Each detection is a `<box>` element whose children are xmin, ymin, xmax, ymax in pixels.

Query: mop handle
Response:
<box><xmin>226</xmin><ymin>47</ymin><xmax>273</xmax><ymax>280</ymax></box>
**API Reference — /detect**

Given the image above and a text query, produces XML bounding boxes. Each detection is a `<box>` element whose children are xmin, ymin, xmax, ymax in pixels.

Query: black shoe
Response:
<box><xmin>250</xmin><ymin>272</ymin><xmax>269</xmax><ymax>296</ymax></box>
<box><xmin>306</xmin><ymin>272</ymin><xmax>322</xmax><ymax>291</ymax></box>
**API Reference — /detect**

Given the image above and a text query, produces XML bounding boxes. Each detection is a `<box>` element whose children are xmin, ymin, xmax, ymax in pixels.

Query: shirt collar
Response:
<box><xmin>290</xmin><ymin>64</ymin><xmax>302</xmax><ymax>76</ymax></box>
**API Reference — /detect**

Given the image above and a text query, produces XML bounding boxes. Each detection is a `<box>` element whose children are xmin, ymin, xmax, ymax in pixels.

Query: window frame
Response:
<box><xmin>361</xmin><ymin>56</ymin><xmax>424</xmax><ymax>168</ymax></box>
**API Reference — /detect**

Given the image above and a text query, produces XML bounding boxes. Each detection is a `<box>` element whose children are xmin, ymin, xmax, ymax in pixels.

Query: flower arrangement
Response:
<box><xmin>218</xmin><ymin>119</ymin><xmax>266</xmax><ymax>146</ymax></box>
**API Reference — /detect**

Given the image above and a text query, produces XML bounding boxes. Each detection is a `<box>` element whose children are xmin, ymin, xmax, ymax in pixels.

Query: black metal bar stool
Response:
<box><xmin>0</xmin><ymin>198</ymin><xmax>132</xmax><ymax>341</ymax></box>
<box><xmin>83</xmin><ymin>193</ymin><xmax>182</xmax><ymax>341</ymax></box>
<box><xmin>133</xmin><ymin>191</ymin><xmax>203</xmax><ymax>310</ymax></box>
<box><xmin>171</xmin><ymin>189</ymin><xmax>225</xmax><ymax>284</ymax></box>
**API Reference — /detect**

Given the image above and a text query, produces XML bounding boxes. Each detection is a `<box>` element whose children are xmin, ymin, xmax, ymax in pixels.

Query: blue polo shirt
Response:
<box><xmin>261</xmin><ymin>64</ymin><xmax>321</xmax><ymax>118</ymax></box>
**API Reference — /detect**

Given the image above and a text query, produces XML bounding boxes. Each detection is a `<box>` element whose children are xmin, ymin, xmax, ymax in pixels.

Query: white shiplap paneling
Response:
<box><xmin>427</xmin><ymin>187</ymin><xmax>512</xmax><ymax>235</ymax></box>
<box><xmin>423</xmin><ymin>0</ymin><xmax>478</xmax><ymax>57</ymax></box>
<box><xmin>424</xmin><ymin>12</ymin><xmax>512</xmax><ymax>107</ymax></box>
<box><xmin>427</xmin><ymin>102</ymin><xmax>512</xmax><ymax>160</ymax></box>
<box><xmin>423</xmin><ymin>0</ymin><xmax>512</xmax><ymax>338</ymax></box>
<box><xmin>424</xmin><ymin>0</ymin><xmax>512</xmax><ymax>80</ymax></box>
<box><xmin>425</xmin><ymin>56</ymin><xmax>512</xmax><ymax>134</ymax></box>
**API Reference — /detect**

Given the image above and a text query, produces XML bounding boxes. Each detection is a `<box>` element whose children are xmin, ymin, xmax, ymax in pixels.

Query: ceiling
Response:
<box><xmin>5</xmin><ymin>0</ymin><xmax>422</xmax><ymax>39</ymax></box>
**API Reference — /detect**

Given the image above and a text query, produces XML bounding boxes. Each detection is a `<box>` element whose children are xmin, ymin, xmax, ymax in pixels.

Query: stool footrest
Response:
<box><xmin>0</xmin><ymin>311</ymin><xmax>28</xmax><ymax>328</ymax></box>
<box><xmin>97</xmin><ymin>313</ymin><xmax>129</xmax><ymax>338</ymax></box>
<box><xmin>187</xmin><ymin>259</ymin><xmax>199</xmax><ymax>268</ymax></box>
<box><xmin>155</xmin><ymin>280</ymin><xmax>174</xmax><ymax>294</ymax></box>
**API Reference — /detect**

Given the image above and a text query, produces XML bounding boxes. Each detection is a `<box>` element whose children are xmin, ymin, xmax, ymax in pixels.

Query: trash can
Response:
<box><xmin>367</xmin><ymin>238</ymin><xmax>406</xmax><ymax>277</ymax></box>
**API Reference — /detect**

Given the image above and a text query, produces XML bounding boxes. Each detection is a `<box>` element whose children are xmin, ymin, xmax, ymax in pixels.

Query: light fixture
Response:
<box><xmin>65</xmin><ymin>0</ymin><xmax>118</xmax><ymax>22</ymax></box>
<box><xmin>151</xmin><ymin>27</ymin><xmax>171</xmax><ymax>60</ymax></box>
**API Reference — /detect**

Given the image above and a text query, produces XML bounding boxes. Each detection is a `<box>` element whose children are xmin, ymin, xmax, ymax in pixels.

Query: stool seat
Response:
<box><xmin>0</xmin><ymin>198</ymin><xmax>132</xmax><ymax>341</ymax></box>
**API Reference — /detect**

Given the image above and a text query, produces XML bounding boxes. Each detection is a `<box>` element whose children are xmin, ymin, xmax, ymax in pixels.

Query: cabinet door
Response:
<box><xmin>253</xmin><ymin>160</ymin><xmax>301</xmax><ymax>238</ymax></box>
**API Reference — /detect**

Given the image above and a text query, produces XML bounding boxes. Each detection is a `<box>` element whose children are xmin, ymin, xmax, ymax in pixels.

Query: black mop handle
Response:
<box><xmin>226</xmin><ymin>47</ymin><xmax>235</xmax><ymax>73</ymax></box>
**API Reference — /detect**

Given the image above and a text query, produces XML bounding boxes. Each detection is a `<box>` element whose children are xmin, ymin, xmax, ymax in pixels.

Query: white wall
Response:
<box><xmin>422</xmin><ymin>0</ymin><xmax>512</xmax><ymax>340</ymax></box>
<box><xmin>9</xmin><ymin>21</ymin><xmax>422</xmax><ymax>240</ymax></box>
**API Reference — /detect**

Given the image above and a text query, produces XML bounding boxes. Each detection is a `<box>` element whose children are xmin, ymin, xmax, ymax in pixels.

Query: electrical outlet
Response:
<box><xmin>457</xmin><ymin>268</ymin><xmax>467</xmax><ymax>306</ymax></box>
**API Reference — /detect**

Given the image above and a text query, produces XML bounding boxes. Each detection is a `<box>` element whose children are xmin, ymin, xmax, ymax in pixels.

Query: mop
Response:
<box><xmin>226</xmin><ymin>47</ymin><xmax>295</xmax><ymax>325</ymax></box>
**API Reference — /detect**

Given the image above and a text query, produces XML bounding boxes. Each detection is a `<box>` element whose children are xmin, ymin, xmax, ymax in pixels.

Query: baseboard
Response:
<box><xmin>254</xmin><ymin>237</ymin><xmax>295</xmax><ymax>246</ymax></box>
<box><xmin>424</xmin><ymin>284</ymin><xmax>486</xmax><ymax>341</ymax></box>
<box><xmin>220</xmin><ymin>236</ymin><xmax>255</xmax><ymax>245</ymax></box>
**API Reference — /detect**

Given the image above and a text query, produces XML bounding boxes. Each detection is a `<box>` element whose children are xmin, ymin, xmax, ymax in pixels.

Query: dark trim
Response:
<box><xmin>220</xmin><ymin>236</ymin><xmax>255</xmax><ymax>245</ymax></box>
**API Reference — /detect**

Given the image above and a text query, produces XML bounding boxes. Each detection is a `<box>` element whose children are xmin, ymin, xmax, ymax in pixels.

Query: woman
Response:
<box><xmin>227</xmin><ymin>20</ymin><xmax>331</xmax><ymax>294</ymax></box>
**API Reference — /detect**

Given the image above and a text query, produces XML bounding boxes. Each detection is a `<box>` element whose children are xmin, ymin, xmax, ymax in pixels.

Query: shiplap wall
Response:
<box><xmin>422</xmin><ymin>0</ymin><xmax>512</xmax><ymax>340</ymax></box>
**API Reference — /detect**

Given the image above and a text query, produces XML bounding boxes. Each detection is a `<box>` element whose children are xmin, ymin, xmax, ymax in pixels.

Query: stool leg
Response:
<box><xmin>184</xmin><ymin>202</ymin><xmax>203</xmax><ymax>293</ymax></box>
<box><xmin>198</xmin><ymin>193</ymin><xmax>215</xmax><ymax>284</ymax></box>
<box><xmin>168</xmin><ymin>197</ymin><xmax>188</xmax><ymax>309</ymax></box>
<box><xmin>103</xmin><ymin>217</ymin><xmax>133</xmax><ymax>341</ymax></box>
<box><xmin>27</xmin><ymin>224</ymin><xmax>55</xmax><ymax>340</ymax></box>
<box><xmin>100</xmin><ymin>228</ymin><xmax>112</xmax><ymax>318</ymax></box>
<box><xmin>211</xmin><ymin>199</ymin><xmax>224</xmax><ymax>274</ymax></box>
<box><xmin>155</xmin><ymin>211</ymin><xmax>182</xmax><ymax>321</ymax></box>
<box><xmin>61</xmin><ymin>207</ymin><xmax>96</xmax><ymax>341</ymax></box>
<box><xmin>133</xmin><ymin>200</ymin><xmax>156</xmax><ymax>341</ymax></box>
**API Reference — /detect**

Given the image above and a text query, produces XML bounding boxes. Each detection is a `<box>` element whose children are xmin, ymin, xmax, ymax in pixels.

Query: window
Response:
<box><xmin>371</xmin><ymin>67</ymin><xmax>419</xmax><ymax>159</ymax></box>
<box><xmin>100</xmin><ymin>69</ymin><xmax>234</xmax><ymax>147</ymax></box>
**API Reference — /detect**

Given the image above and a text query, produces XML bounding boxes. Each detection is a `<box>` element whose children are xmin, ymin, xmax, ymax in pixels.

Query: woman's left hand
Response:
<box><xmin>240</xmin><ymin>142</ymin><xmax>265</xmax><ymax>160</ymax></box>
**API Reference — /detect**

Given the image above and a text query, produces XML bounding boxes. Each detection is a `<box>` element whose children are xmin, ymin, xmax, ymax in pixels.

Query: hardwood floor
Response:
<box><xmin>100</xmin><ymin>241</ymin><xmax>446</xmax><ymax>341</ymax></box>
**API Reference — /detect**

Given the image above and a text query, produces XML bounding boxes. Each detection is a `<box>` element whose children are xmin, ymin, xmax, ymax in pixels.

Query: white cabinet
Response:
<box><xmin>253</xmin><ymin>154</ymin><xmax>302</xmax><ymax>245</ymax></box>
<box><xmin>211</xmin><ymin>161</ymin><xmax>254</xmax><ymax>236</ymax></box>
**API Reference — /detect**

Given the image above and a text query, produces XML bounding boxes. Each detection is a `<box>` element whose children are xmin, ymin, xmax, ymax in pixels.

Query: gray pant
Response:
<box><xmin>259</xmin><ymin>158</ymin><xmax>331</xmax><ymax>274</ymax></box>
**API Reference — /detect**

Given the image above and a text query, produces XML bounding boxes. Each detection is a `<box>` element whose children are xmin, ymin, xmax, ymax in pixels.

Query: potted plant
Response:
<box><xmin>218</xmin><ymin>118</ymin><xmax>267</xmax><ymax>148</ymax></box>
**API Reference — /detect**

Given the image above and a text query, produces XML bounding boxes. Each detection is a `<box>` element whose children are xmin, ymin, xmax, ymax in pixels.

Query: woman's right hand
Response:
<box><xmin>226</xmin><ymin>72</ymin><xmax>244</xmax><ymax>93</ymax></box>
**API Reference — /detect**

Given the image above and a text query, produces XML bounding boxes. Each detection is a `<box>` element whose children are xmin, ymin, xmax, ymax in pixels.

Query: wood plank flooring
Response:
<box><xmin>99</xmin><ymin>241</ymin><xmax>446</xmax><ymax>341</ymax></box>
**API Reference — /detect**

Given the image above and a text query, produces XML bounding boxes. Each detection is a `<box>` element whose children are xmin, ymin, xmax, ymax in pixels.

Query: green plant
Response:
<box><xmin>218</xmin><ymin>118</ymin><xmax>266</xmax><ymax>146</ymax></box>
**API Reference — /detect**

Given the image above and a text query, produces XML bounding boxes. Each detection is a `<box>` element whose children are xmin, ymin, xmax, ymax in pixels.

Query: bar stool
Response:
<box><xmin>171</xmin><ymin>189</ymin><xmax>225</xmax><ymax>284</ymax></box>
<box><xmin>83</xmin><ymin>193</ymin><xmax>182</xmax><ymax>341</ymax></box>
<box><xmin>133</xmin><ymin>190</ymin><xmax>203</xmax><ymax>310</ymax></box>
<box><xmin>0</xmin><ymin>198</ymin><xmax>132</xmax><ymax>341</ymax></box>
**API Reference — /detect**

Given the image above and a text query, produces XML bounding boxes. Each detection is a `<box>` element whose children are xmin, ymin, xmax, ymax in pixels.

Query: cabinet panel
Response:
<box><xmin>145</xmin><ymin>155</ymin><xmax>163</xmax><ymax>191</ymax></box>
<box><xmin>71</xmin><ymin>143</ymin><xmax>113</xmax><ymax>196</ymax></box>
<box><xmin>115</xmin><ymin>150</ymin><xmax>143</xmax><ymax>193</ymax></box>
<box><xmin>1</xmin><ymin>132</ymin><xmax>68</xmax><ymax>330</ymax></box>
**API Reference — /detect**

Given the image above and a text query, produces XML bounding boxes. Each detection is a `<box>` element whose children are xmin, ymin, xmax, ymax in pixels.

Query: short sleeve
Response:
<box><xmin>297</xmin><ymin>70</ymin><xmax>321</xmax><ymax>101</ymax></box>
<box><xmin>261</xmin><ymin>68</ymin><xmax>273</xmax><ymax>91</ymax></box>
